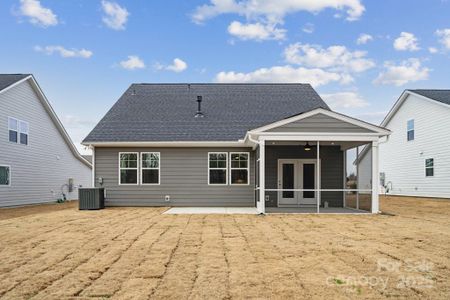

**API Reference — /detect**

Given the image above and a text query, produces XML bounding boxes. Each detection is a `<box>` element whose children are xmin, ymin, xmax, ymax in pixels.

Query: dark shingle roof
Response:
<box><xmin>409</xmin><ymin>89</ymin><xmax>450</xmax><ymax>106</ymax></box>
<box><xmin>0</xmin><ymin>74</ymin><xmax>30</xmax><ymax>92</ymax></box>
<box><xmin>84</xmin><ymin>83</ymin><xmax>329</xmax><ymax>142</ymax></box>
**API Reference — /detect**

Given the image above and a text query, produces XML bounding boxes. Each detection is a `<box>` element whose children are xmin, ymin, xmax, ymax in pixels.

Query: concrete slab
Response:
<box><xmin>163</xmin><ymin>207</ymin><xmax>258</xmax><ymax>215</ymax></box>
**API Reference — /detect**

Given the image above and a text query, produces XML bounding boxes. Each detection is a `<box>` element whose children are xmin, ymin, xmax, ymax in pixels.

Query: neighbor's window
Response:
<box><xmin>19</xmin><ymin>121</ymin><xmax>29</xmax><ymax>145</ymax></box>
<box><xmin>141</xmin><ymin>152</ymin><xmax>160</xmax><ymax>185</ymax></box>
<box><xmin>8</xmin><ymin>117</ymin><xmax>28</xmax><ymax>145</ymax></box>
<box><xmin>208</xmin><ymin>152</ymin><xmax>227</xmax><ymax>185</ymax></box>
<box><xmin>0</xmin><ymin>166</ymin><xmax>10</xmax><ymax>186</ymax></box>
<box><xmin>8</xmin><ymin>117</ymin><xmax>18</xmax><ymax>143</ymax></box>
<box><xmin>407</xmin><ymin>119</ymin><xmax>414</xmax><ymax>141</ymax></box>
<box><xmin>119</xmin><ymin>153</ymin><xmax>138</xmax><ymax>184</ymax></box>
<box><xmin>230</xmin><ymin>152</ymin><xmax>249</xmax><ymax>185</ymax></box>
<box><xmin>425</xmin><ymin>158</ymin><xmax>434</xmax><ymax>177</ymax></box>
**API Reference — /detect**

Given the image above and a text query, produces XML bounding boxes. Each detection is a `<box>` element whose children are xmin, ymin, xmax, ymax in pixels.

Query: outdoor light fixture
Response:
<box><xmin>304</xmin><ymin>142</ymin><xmax>312</xmax><ymax>151</ymax></box>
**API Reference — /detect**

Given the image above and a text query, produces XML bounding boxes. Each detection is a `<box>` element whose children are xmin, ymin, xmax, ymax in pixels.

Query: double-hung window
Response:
<box><xmin>8</xmin><ymin>117</ymin><xmax>28</xmax><ymax>145</ymax></box>
<box><xmin>208</xmin><ymin>152</ymin><xmax>227</xmax><ymax>185</ymax></box>
<box><xmin>119</xmin><ymin>153</ymin><xmax>138</xmax><ymax>184</ymax></box>
<box><xmin>0</xmin><ymin>166</ymin><xmax>10</xmax><ymax>186</ymax></box>
<box><xmin>141</xmin><ymin>152</ymin><xmax>160</xmax><ymax>185</ymax></box>
<box><xmin>425</xmin><ymin>158</ymin><xmax>434</xmax><ymax>177</ymax></box>
<box><xmin>230</xmin><ymin>152</ymin><xmax>249</xmax><ymax>185</ymax></box>
<box><xmin>407</xmin><ymin>119</ymin><xmax>414</xmax><ymax>141</ymax></box>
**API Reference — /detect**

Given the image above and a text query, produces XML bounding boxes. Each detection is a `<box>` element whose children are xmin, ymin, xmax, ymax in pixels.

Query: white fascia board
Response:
<box><xmin>0</xmin><ymin>75</ymin><xmax>32</xmax><ymax>95</ymax></box>
<box><xmin>248</xmin><ymin>108</ymin><xmax>391</xmax><ymax>136</ymax></box>
<box><xmin>258</xmin><ymin>135</ymin><xmax>379</xmax><ymax>142</ymax></box>
<box><xmin>27</xmin><ymin>76</ymin><xmax>92</xmax><ymax>168</ymax></box>
<box><xmin>83</xmin><ymin>141</ymin><xmax>250</xmax><ymax>148</ymax></box>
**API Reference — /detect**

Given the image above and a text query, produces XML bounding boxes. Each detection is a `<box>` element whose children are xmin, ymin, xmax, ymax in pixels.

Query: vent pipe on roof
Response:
<box><xmin>195</xmin><ymin>95</ymin><xmax>204</xmax><ymax>118</ymax></box>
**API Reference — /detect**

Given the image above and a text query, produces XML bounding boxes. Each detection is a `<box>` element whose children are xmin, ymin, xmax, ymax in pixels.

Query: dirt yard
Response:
<box><xmin>0</xmin><ymin>196</ymin><xmax>449</xmax><ymax>299</ymax></box>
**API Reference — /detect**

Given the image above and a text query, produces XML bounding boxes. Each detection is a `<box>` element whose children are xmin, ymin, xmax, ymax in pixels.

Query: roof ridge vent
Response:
<box><xmin>195</xmin><ymin>95</ymin><xmax>204</xmax><ymax>118</ymax></box>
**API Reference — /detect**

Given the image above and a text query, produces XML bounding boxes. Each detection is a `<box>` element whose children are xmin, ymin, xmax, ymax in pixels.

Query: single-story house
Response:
<box><xmin>356</xmin><ymin>89</ymin><xmax>450</xmax><ymax>199</ymax></box>
<box><xmin>0</xmin><ymin>74</ymin><xmax>92</xmax><ymax>207</ymax></box>
<box><xmin>83</xmin><ymin>83</ymin><xmax>390</xmax><ymax>213</ymax></box>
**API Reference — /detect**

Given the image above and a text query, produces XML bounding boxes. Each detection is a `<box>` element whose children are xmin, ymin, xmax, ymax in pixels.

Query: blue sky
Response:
<box><xmin>1</xmin><ymin>0</ymin><xmax>450</xmax><ymax>154</ymax></box>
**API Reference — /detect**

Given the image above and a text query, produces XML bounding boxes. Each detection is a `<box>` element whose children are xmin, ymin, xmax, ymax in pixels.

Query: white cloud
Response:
<box><xmin>156</xmin><ymin>58</ymin><xmax>188</xmax><ymax>73</ymax></box>
<box><xmin>228</xmin><ymin>21</ymin><xmax>286</xmax><ymax>41</ymax></box>
<box><xmin>321</xmin><ymin>92</ymin><xmax>368</xmax><ymax>109</ymax></box>
<box><xmin>101</xmin><ymin>0</ymin><xmax>129</xmax><ymax>30</ymax></box>
<box><xmin>34</xmin><ymin>45</ymin><xmax>93</xmax><ymax>58</ymax></box>
<box><xmin>19</xmin><ymin>0</ymin><xmax>58</xmax><ymax>27</ymax></box>
<box><xmin>428</xmin><ymin>47</ymin><xmax>438</xmax><ymax>54</ymax></box>
<box><xmin>120</xmin><ymin>55</ymin><xmax>145</xmax><ymax>70</ymax></box>
<box><xmin>284</xmin><ymin>43</ymin><xmax>375</xmax><ymax>73</ymax></box>
<box><xmin>166</xmin><ymin>58</ymin><xmax>188</xmax><ymax>72</ymax></box>
<box><xmin>436</xmin><ymin>28</ymin><xmax>450</xmax><ymax>49</ymax></box>
<box><xmin>393</xmin><ymin>32</ymin><xmax>420</xmax><ymax>51</ymax></box>
<box><xmin>215</xmin><ymin>65</ymin><xmax>345</xmax><ymax>87</ymax></box>
<box><xmin>373</xmin><ymin>59</ymin><xmax>430</xmax><ymax>86</ymax></box>
<box><xmin>192</xmin><ymin>0</ymin><xmax>365</xmax><ymax>24</ymax></box>
<box><xmin>356</xmin><ymin>33</ymin><xmax>373</xmax><ymax>45</ymax></box>
<box><xmin>302</xmin><ymin>22</ymin><xmax>314</xmax><ymax>34</ymax></box>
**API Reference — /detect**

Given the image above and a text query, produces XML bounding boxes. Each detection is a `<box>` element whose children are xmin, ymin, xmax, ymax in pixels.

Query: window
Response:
<box><xmin>425</xmin><ymin>158</ymin><xmax>434</xmax><ymax>177</ymax></box>
<box><xmin>230</xmin><ymin>152</ymin><xmax>249</xmax><ymax>185</ymax></box>
<box><xmin>19</xmin><ymin>121</ymin><xmax>29</xmax><ymax>145</ymax></box>
<box><xmin>0</xmin><ymin>166</ymin><xmax>10</xmax><ymax>186</ymax></box>
<box><xmin>141</xmin><ymin>152</ymin><xmax>160</xmax><ymax>185</ymax></box>
<box><xmin>119</xmin><ymin>153</ymin><xmax>138</xmax><ymax>184</ymax></box>
<box><xmin>208</xmin><ymin>152</ymin><xmax>227</xmax><ymax>185</ymax></box>
<box><xmin>8</xmin><ymin>118</ymin><xmax>18</xmax><ymax>143</ymax></box>
<box><xmin>407</xmin><ymin>119</ymin><xmax>414</xmax><ymax>141</ymax></box>
<box><xmin>8</xmin><ymin>117</ymin><xmax>28</xmax><ymax>145</ymax></box>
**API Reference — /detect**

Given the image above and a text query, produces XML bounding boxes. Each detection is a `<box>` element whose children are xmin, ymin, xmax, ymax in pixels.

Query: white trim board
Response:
<box><xmin>247</xmin><ymin>108</ymin><xmax>391</xmax><ymax>136</ymax></box>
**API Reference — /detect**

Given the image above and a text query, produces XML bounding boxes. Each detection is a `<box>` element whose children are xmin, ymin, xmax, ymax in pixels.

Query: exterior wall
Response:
<box><xmin>363</xmin><ymin>94</ymin><xmax>450</xmax><ymax>198</ymax></box>
<box><xmin>267</xmin><ymin>113</ymin><xmax>374</xmax><ymax>133</ymax></box>
<box><xmin>94</xmin><ymin>147</ymin><xmax>255</xmax><ymax>206</ymax></box>
<box><xmin>264</xmin><ymin>145</ymin><xmax>344</xmax><ymax>207</ymax></box>
<box><xmin>0</xmin><ymin>81</ymin><xmax>92</xmax><ymax>207</ymax></box>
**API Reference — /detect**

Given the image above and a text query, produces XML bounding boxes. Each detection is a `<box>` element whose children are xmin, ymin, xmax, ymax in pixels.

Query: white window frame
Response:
<box><xmin>19</xmin><ymin>120</ymin><xmax>29</xmax><ymax>145</ymax></box>
<box><xmin>0</xmin><ymin>165</ymin><xmax>11</xmax><ymax>187</ymax></box>
<box><xmin>229</xmin><ymin>152</ymin><xmax>250</xmax><ymax>186</ymax></box>
<box><xmin>140</xmin><ymin>152</ymin><xmax>161</xmax><ymax>185</ymax></box>
<box><xmin>425</xmin><ymin>158</ymin><xmax>434</xmax><ymax>177</ymax></box>
<box><xmin>118</xmin><ymin>152</ymin><xmax>139</xmax><ymax>185</ymax></box>
<box><xmin>407</xmin><ymin>119</ymin><xmax>414</xmax><ymax>142</ymax></box>
<box><xmin>8</xmin><ymin>117</ymin><xmax>29</xmax><ymax>145</ymax></box>
<box><xmin>208</xmin><ymin>152</ymin><xmax>228</xmax><ymax>185</ymax></box>
<box><xmin>8</xmin><ymin>117</ymin><xmax>18</xmax><ymax>144</ymax></box>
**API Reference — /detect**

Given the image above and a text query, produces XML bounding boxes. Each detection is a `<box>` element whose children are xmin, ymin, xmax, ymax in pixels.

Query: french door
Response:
<box><xmin>278</xmin><ymin>159</ymin><xmax>317</xmax><ymax>206</ymax></box>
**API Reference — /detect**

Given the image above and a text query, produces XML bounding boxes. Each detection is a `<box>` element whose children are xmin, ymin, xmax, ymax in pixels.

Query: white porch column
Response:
<box><xmin>356</xmin><ymin>146</ymin><xmax>359</xmax><ymax>210</ymax></box>
<box><xmin>316</xmin><ymin>141</ymin><xmax>320</xmax><ymax>213</ymax></box>
<box><xmin>371</xmin><ymin>141</ymin><xmax>380</xmax><ymax>213</ymax></box>
<box><xmin>258</xmin><ymin>139</ymin><xmax>266</xmax><ymax>214</ymax></box>
<box><xmin>91</xmin><ymin>146</ymin><xmax>95</xmax><ymax>187</ymax></box>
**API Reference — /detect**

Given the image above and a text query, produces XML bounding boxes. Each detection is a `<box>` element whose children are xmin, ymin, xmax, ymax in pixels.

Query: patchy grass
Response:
<box><xmin>0</xmin><ymin>196</ymin><xmax>449</xmax><ymax>299</ymax></box>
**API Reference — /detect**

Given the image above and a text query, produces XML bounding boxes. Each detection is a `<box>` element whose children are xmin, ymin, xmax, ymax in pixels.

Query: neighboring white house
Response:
<box><xmin>0</xmin><ymin>74</ymin><xmax>92</xmax><ymax>207</ymax></box>
<box><xmin>356</xmin><ymin>89</ymin><xmax>450</xmax><ymax>199</ymax></box>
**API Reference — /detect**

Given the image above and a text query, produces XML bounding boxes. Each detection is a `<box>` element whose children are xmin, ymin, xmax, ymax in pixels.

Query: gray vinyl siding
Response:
<box><xmin>94</xmin><ymin>147</ymin><xmax>255</xmax><ymax>206</ymax></box>
<box><xmin>267</xmin><ymin>114</ymin><xmax>374</xmax><ymax>133</ymax></box>
<box><xmin>0</xmin><ymin>80</ymin><xmax>92</xmax><ymax>207</ymax></box>
<box><xmin>264</xmin><ymin>145</ymin><xmax>344</xmax><ymax>207</ymax></box>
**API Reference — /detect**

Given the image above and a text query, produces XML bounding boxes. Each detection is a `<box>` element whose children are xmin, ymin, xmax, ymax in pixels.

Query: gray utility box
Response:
<box><xmin>79</xmin><ymin>188</ymin><xmax>105</xmax><ymax>210</ymax></box>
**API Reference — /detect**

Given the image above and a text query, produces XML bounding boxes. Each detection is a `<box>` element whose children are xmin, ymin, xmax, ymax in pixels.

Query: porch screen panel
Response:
<box><xmin>282</xmin><ymin>164</ymin><xmax>294</xmax><ymax>198</ymax></box>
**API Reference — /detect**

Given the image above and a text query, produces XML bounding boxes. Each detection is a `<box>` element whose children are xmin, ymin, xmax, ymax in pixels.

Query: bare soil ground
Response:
<box><xmin>0</xmin><ymin>196</ymin><xmax>449</xmax><ymax>299</ymax></box>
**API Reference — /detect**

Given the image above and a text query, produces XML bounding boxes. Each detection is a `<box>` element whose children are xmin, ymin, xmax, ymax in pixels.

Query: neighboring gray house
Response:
<box><xmin>0</xmin><ymin>74</ymin><xmax>92</xmax><ymax>207</ymax></box>
<box><xmin>356</xmin><ymin>89</ymin><xmax>450</xmax><ymax>199</ymax></box>
<box><xmin>83</xmin><ymin>84</ymin><xmax>390</xmax><ymax>213</ymax></box>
